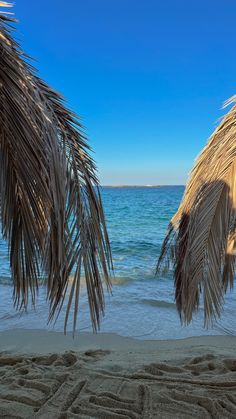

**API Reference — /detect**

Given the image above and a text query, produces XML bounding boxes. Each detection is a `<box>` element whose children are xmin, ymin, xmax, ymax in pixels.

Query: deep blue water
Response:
<box><xmin>0</xmin><ymin>186</ymin><xmax>235</xmax><ymax>339</ymax></box>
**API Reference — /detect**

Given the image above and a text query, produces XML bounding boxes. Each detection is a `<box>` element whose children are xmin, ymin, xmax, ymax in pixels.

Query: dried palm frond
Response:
<box><xmin>0</xmin><ymin>2</ymin><xmax>112</xmax><ymax>334</ymax></box>
<box><xmin>157</xmin><ymin>97</ymin><xmax>236</xmax><ymax>326</ymax></box>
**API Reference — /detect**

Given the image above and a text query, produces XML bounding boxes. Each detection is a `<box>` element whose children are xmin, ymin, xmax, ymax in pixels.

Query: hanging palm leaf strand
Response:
<box><xmin>0</xmin><ymin>2</ymin><xmax>112</xmax><ymax>333</ymax></box>
<box><xmin>157</xmin><ymin>98</ymin><xmax>236</xmax><ymax>326</ymax></box>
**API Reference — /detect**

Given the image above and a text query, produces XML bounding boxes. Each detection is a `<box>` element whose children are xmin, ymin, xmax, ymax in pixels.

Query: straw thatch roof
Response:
<box><xmin>157</xmin><ymin>97</ymin><xmax>236</xmax><ymax>326</ymax></box>
<box><xmin>0</xmin><ymin>2</ymin><xmax>112</xmax><ymax>333</ymax></box>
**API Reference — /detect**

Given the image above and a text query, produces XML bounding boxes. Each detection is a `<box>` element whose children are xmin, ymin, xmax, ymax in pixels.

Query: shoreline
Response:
<box><xmin>0</xmin><ymin>330</ymin><xmax>236</xmax><ymax>417</ymax></box>
<box><xmin>0</xmin><ymin>328</ymin><xmax>236</xmax><ymax>358</ymax></box>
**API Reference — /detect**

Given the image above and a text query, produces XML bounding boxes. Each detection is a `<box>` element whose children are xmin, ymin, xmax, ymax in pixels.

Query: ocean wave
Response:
<box><xmin>0</xmin><ymin>311</ymin><xmax>25</xmax><ymax>321</ymax></box>
<box><xmin>111</xmin><ymin>276</ymin><xmax>130</xmax><ymax>285</ymax></box>
<box><xmin>111</xmin><ymin>240</ymin><xmax>159</xmax><ymax>252</ymax></box>
<box><xmin>140</xmin><ymin>298</ymin><xmax>176</xmax><ymax>309</ymax></box>
<box><xmin>0</xmin><ymin>277</ymin><xmax>12</xmax><ymax>285</ymax></box>
<box><xmin>0</xmin><ymin>276</ymin><xmax>87</xmax><ymax>287</ymax></box>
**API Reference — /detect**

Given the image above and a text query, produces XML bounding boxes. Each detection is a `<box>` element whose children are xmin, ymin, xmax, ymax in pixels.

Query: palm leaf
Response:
<box><xmin>0</xmin><ymin>3</ymin><xmax>112</xmax><ymax>333</ymax></box>
<box><xmin>157</xmin><ymin>97</ymin><xmax>236</xmax><ymax>326</ymax></box>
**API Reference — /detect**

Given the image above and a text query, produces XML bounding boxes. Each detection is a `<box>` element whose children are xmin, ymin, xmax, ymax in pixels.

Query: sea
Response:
<box><xmin>0</xmin><ymin>185</ymin><xmax>235</xmax><ymax>340</ymax></box>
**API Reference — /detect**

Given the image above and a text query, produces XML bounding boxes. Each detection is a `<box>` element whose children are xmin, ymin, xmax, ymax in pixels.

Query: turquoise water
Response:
<box><xmin>103</xmin><ymin>186</ymin><xmax>181</xmax><ymax>280</ymax></box>
<box><xmin>0</xmin><ymin>186</ymin><xmax>235</xmax><ymax>339</ymax></box>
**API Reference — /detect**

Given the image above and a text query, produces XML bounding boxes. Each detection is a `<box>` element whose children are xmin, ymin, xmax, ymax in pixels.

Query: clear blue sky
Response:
<box><xmin>13</xmin><ymin>0</ymin><xmax>236</xmax><ymax>184</ymax></box>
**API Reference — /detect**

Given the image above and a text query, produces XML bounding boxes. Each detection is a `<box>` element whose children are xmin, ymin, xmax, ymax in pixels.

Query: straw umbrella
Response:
<box><xmin>0</xmin><ymin>2</ymin><xmax>112</xmax><ymax>333</ymax></box>
<box><xmin>157</xmin><ymin>97</ymin><xmax>236</xmax><ymax>326</ymax></box>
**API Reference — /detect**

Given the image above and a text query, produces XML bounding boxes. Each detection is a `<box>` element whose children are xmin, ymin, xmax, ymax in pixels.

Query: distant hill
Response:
<box><xmin>101</xmin><ymin>185</ymin><xmax>160</xmax><ymax>188</ymax></box>
<box><xmin>101</xmin><ymin>185</ymin><xmax>184</xmax><ymax>188</ymax></box>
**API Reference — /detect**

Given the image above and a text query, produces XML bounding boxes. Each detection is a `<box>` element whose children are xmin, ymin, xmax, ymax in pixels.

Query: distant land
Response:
<box><xmin>101</xmin><ymin>185</ymin><xmax>184</xmax><ymax>188</ymax></box>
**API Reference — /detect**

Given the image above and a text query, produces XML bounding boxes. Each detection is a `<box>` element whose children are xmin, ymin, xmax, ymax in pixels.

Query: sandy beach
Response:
<box><xmin>0</xmin><ymin>330</ymin><xmax>235</xmax><ymax>418</ymax></box>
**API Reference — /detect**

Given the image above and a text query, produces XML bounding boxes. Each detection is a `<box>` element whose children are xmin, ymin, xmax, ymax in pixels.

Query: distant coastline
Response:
<box><xmin>101</xmin><ymin>185</ymin><xmax>184</xmax><ymax>188</ymax></box>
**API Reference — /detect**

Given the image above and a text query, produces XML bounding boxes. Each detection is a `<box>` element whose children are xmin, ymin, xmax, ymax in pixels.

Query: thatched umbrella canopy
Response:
<box><xmin>157</xmin><ymin>97</ymin><xmax>236</xmax><ymax>326</ymax></box>
<box><xmin>0</xmin><ymin>2</ymin><xmax>112</xmax><ymax>333</ymax></box>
